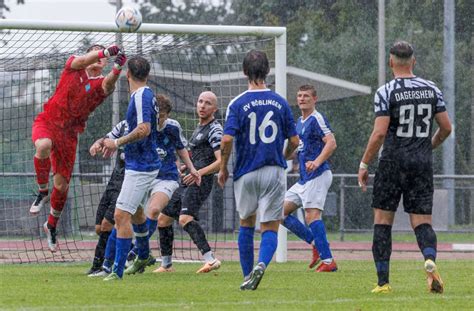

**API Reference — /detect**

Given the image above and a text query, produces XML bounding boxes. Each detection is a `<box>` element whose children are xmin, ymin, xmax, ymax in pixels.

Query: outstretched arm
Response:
<box><xmin>102</xmin><ymin>52</ymin><xmax>127</xmax><ymax>95</ymax></box>
<box><xmin>70</xmin><ymin>45</ymin><xmax>121</xmax><ymax>70</ymax></box>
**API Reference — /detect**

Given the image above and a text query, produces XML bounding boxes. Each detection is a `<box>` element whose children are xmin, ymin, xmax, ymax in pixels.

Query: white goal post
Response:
<box><xmin>0</xmin><ymin>19</ymin><xmax>289</xmax><ymax>263</ymax></box>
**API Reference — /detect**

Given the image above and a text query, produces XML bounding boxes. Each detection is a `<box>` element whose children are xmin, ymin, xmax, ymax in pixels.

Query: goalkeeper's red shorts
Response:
<box><xmin>32</xmin><ymin>115</ymin><xmax>78</xmax><ymax>182</ymax></box>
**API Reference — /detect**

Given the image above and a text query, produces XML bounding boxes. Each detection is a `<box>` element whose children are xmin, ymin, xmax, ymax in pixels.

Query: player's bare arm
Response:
<box><xmin>432</xmin><ymin>111</ymin><xmax>452</xmax><ymax>149</ymax></box>
<box><xmin>183</xmin><ymin>150</ymin><xmax>221</xmax><ymax>186</ymax></box>
<box><xmin>358</xmin><ymin>116</ymin><xmax>390</xmax><ymax>191</ymax></box>
<box><xmin>89</xmin><ymin>138</ymin><xmax>105</xmax><ymax>156</ymax></box>
<box><xmin>102</xmin><ymin>52</ymin><xmax>127</xmax><ymax>95</ymax></box>
<box><xmin>177</xmin><ymin>148</ymin><xmax>201</xmax><ymax>186</ymax></box>
<box><xmin>102</xmin><ymin>122</ymin><xmax>151</xmax><ymax>158</ymax></box>
<box><xmin>284</xmin><ymin>135</ymin><xmax>300</xmax><ymax>159</ymax></box>
<box><xmin>217</xmin><ymin>134</ymin><xmax>234</xmax><ymax>188</ymax></box>
<box><xmin>70</xmin><ymin>45</ymin><xmax>121</xmax><ymax>70</ymax></box>
<box><xmin>306</xmin><ymin>133</ymin><xmax>337</xmax><ymax>172</ymax></box>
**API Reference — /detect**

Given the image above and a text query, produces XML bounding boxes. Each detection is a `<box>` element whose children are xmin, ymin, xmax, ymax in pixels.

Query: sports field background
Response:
<box><xmin>1</xmin><ymin>260</ymin><xmax>473</xmax><ymax>310</ymax></box>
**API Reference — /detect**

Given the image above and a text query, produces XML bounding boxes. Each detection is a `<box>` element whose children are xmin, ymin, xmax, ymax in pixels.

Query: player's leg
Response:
<box><xmin>179</xmin><ymin>178</ymin><xmax>220</xmax><ymax>273</ymax></box>
<box><xmin>31</xmin><ymin>120</ymin><xmax>53</xmax><ymax>214</ymax></box>
<box><xmin>241</xmin><ymin>166</ymin><xmax>285</xmax><ymax>291</ymax></box>
<box><xmin>405</xmin><ymin>169</ymin><xmax>442</xmax><ymax>293</ymax></box>
<box><xmin>282</xmin><ymin>184</ymin><xmax>319</xmax><ymax>268</ymax></box>
<box><xmin>105</xmin><ymin>169</ymin><xmax>158</xmax><ymax>280</ymax></box>
<box><xmin>144</xmin><ymin>179</ymin><xmax>179</xmax><ymax>248</ymax></box>
<box><xmin>155</xmin><ymin>188</ymin><xmax>182</xmax><ymax>273</ymax></box>
<box><xmin>125</xmin><ymin>206</ymin><xmax>155</xmax><ymax>274</ymax></box>
<box><xmin>156</xmin><ymin>213</ymin><xmax>176</xmax><ymax>272</ymax></box>
<box><xmin>302</xmin><ymin>171</ymin><xmax>336</xmax><ymax>272</ymax></box>
<box><xmin>87</xmin><ymin>188</ymin><xmax>114</xmax><ymax>274</ymax></box>
<box><xmin>370</xmin><ymin>161</ymin><xmax>401</xmax><ymax>293</ymax></box>
<box><xmin>31</xmin><ymin>138</ymin><xmax>52</xmax><ymax>214</ymax></box>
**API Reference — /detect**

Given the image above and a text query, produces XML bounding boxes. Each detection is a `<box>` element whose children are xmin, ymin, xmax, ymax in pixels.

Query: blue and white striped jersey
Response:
<box><xmin>374</xmin><ymin>76</ymin><xmax>446</xmax><ymax>164</ymax></box>
<box><xmin>124</xmin><ymin>86</ymin><xmax>161</xmax><ymax>172</ymax></box>
<box><xmin>296</xmin><ymin>110</ymin><xmax>332</xmax><ymax>184</ymax></box>
<box><xmin>156</xmin><ymin>118</ymin><xmax>187</xmax><ymax>181</ymax></box>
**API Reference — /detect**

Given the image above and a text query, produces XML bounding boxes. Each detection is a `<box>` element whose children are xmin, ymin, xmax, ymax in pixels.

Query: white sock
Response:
<box><xmin>203</xmin><ymin>251</ymin><xmax>215</xmax><ymax>263</ymax></box>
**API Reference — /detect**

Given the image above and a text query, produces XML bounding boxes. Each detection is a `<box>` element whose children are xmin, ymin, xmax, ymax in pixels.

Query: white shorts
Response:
<box><xmin>116</xmin><ymin>169</ymin><xmax>159</xmax><ymax>215</ymax></box>
<box><xmin>234</xmin><ymin>166</ymin><xmax>286</xmax><ymax>222</ymax></box>
<box><xmin>285</xmin><ymin>170</ymin><xmax>332</xmax><ymax>210</ymax></box>
<box><xmin>149</xmin><ymin>178</ymin><xmax>180</xmax><ymax>200</ymax></box>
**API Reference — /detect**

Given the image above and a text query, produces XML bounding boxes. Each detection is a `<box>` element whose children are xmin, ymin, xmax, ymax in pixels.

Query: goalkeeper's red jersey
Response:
<box><xmin>39</xmin><ymin>55</ymin><xmax>108</xmax><ymax>133</ymax></box>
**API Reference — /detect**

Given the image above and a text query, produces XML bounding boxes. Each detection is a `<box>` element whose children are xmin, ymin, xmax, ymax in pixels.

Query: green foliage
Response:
<box><xmin>1</xmin><ymin>261</ymin><xmax>473</xmax><ymax>310</ymax></box>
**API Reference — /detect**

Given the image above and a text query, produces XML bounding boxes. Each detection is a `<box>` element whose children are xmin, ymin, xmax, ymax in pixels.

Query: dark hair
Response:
<box><xmin>243</xmin><ymin>49</ymin><xmax>270</xmax><ymax>84</ymax></box>
<box><xmin>298</xmin><ymin>84</ymin><xmax>317</xmax><ymax>97</ymax></box>
<box><xmin>156</xmin><ymin>94</ymin><xmax>172</xmax><ymax>114</ymax></box>
<box><xmin>127</xmin><ymin>55</ymin><xmax>150</xmax><ymax>82</ymax></box>
<box><xmin>86</xmin><ymin>44</ymin><xmax>105</xmax><ymax>52</ymax></box>
<box><xmin>389</xmin><ymin>41</ymin><xmax>414</xmax><ymax>59</ymax></box>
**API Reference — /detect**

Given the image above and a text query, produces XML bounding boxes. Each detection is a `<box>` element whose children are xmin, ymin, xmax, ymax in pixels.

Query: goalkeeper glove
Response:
<box><xmin>98</xmin><ymin>45</ymin><xmax>121</xmax><ymax>59</ymax></box>
<box><xmin>112</xmin><ymin>51</ymin><xmax>127</xmax><ymax>75</ymax></box>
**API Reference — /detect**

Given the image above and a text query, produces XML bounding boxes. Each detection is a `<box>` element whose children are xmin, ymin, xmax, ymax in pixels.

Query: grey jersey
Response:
<box><xmin>374</xmin><ymin>77</ymin><xmax>446</xmax><ymax>166</ymax></box>
<box><xmin>188</xmin><ymin>119</ymin><xmax>222</xmax><ymax>170</ymax></box>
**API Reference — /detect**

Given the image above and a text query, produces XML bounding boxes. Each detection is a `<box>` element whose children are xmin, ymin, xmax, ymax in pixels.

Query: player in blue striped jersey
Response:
<box><xmin>358</xmin><ymin>42</ymin><xmax>452</xmax><ymax>294</ymax></box>
<box><xmin>281</xmin><ymin>85</ymin><xmax>337</xmax><ymax>272</ymax></box>
<box><xmin>100</xmin><ymin>56</ymin><xmax>160</xmax><ymax>280</ymax></box>
<box><xmin>218</xmin><ymin>50</ymin><xmax>299</xmax><ymax>290</ymax></box>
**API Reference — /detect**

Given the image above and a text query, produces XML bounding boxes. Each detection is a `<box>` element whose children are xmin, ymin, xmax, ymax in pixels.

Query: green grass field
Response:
<box><xmin>1</xmin><ymin>260</ymin><xmax>473</xmax><ymax>310</ymax></box>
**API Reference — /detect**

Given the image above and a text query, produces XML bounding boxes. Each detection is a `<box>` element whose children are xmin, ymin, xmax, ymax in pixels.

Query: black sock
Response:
<box><xmin>93</xmin><ymin>230</ymin><xmax>111</xmax><ymax>268</ymax></box>
<box><xmin>183</xmin><ymin>220</ymin><xmax>211</xmax><ymax>255</ymax></box>
<box><xmin>414</xmin><ymin>223</ymin><xmax>437</xmax><ymax>262</ymax></box>
<box><xmin>372</xmin><ymin>224</ymin><xmax>392</xmax><ymax>286</ymax></box>
<box><xmin>158</xmin><ymin>226</ymin><xmax>174</xmax><ymax>257</ymax></box>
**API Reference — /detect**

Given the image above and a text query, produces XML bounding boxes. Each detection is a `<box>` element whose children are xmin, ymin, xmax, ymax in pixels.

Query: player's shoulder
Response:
<box><xmin>164</xmin><ymin>118</ymin><xmax>182</xmax><ymax>129</ymax></box>
<box><xmin>310</xmin><ymin>110</ymin><xmax>331</xmax><ymax>127</ymax></box>
<box><xmin>228</xmin><ymin>91</ymin><xmax>249</xmax><ymax>109</ymax></box>
<box><xmin>210</xmin><ymin>119</ymin><xmax>223</xmax><ymax>130</ymax></box>
<box><xmin>412</xmin><ymin>76</ymin><xmax>442</xmax><ymax>92</ymax></box>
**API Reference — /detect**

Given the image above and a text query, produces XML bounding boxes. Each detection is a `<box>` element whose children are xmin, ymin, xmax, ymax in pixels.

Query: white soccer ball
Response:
<box><xmin>115</xmin><ymin>6</ymin><xmax>142</xmax><ymax>32</ymax></box>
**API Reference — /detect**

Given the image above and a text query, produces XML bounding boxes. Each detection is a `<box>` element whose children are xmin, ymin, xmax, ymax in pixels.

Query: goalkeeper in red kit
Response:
<box><xmin>30</xmin><ymin>44</ymin><xmax>127</xmax><ymax>253</ymax></box>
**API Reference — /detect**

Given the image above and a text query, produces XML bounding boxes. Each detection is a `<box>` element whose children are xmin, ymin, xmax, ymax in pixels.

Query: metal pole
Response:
<box><xmin>378</xmin><ymin>0</ymin><xmax>385</xmax><ymax>87</ymax></box>
<box><xmin>339</xmin><ymin>177</ymin><xmax>345</xmax><ymax>242</ymax></box>
<box><xmin>275</xmin><ymin>32</ymin><xmax>288</xmax><ymax>263</ymax></box>
<box><xmin>442</xmin><ymin>0</ymin><xmax>455</xmax><ymax>226</ymax></box>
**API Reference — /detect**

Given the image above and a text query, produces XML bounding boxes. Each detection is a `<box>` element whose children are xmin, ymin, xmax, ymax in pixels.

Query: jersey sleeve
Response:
<box><xmin>374</xmin><ymin>84</ymin><xmax>390</xmax><ymax>117</ymax></box>
<box><xmin>64</xmin><ymin>55</ymin><xmax>76</xmax><ymax>72</ymax></box>
<box><xmin>314</xmin><ymin>113</ymin><xmax>332</xmax><ymax>137</ymax></box>
<box><xmin>432</xmin><ymin>84</ymin><xmax>447</xmax><ymax>114</ymax></box>
<box><xmin>135</xmin><ymin>89</ymin><xmax>156</xmax><ymax>124</ymax></box>
<box><xmin>105</xmin><ymin>120</ymin><xmax>127</xmax><ymax>139</ymax></box>
<box><xmin>223</xmin><ymin>103</ymin><xmax>240</xmax><ymax>137</ymax></box>
<box><xmin>170</xmin><ymin>122</ymin><xmax>187</xmax><ymax>150</ymax></box>
<box><xmin>284</xmin><ymin>104</ymin><xmax>298</xmax><ymax>139</ymax></box>
<box><xmin>208</xmin><ymin>122</ymin><xmax>223</xmax><ymax>151</ymax></box>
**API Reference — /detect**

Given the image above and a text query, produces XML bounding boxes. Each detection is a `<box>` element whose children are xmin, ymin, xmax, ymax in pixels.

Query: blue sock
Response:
<box><xmin>113</xmin><ymin>237</ymin><xmax>132</xmax><ymax>278</ymax></box>
<box><xmin>146</xmin><ymin>217</ymin><xmax>158</xmax><ymax>240</ymax></box>
<box><xmin>309</xmin><ymin>220</ymin><xmax>333</xmax><ymax>260</ymax></box>
<box><xmin>103</xmin><ymin>228</ymin><xmax>117</xmax><ymax>270</ymax></box>
<box><xmin>238</xmin><ymin>226</ymin><xmax>255</xmax><ymax>277</ymax></box>
<box><xmin>133</xmin><ymin>222</ymin><xmax>150</xmax><ymax>260</ymax></box>
<box><xmin>258</xmin><ymin>230</ymin><xmax>277</xmax><ymax>267</ymax></box>
<box><xmin>283</xmin><ymin>215</ymin><xmax>313</xmax><ymax>244</ymax></box>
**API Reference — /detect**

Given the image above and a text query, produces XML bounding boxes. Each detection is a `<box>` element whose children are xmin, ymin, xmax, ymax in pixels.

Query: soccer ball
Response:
<box><xmin>115</xmin><ymin>6</ymin><xmax>142</xmax><ymax>32</ymax></box>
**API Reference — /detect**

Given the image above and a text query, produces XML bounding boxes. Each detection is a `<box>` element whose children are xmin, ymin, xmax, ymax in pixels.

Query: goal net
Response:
<box><xmin>0</xmin><ymin>21</ymin><xmax>286</xmax><ymax>263</ymax></box>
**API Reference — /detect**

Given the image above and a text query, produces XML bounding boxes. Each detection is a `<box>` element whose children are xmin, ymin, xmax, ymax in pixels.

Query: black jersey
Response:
<box><xmin>374</xmin><ymin>77</ymin><xmax>446</xmax><ymax>166</ymax></box>
<box><xmin>105</xmin><ymin>120</ymin><xmax>128</xmax><ymax>185</ymax></box>
<box><xmin>188</xmin><ymin>119</ymin><xmax>222</xmax><ymax>170</ymax></box>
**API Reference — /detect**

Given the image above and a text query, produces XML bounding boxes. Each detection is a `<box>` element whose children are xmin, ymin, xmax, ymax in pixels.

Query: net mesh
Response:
<box><xmin>0</xmin><ymin>28</ymin><xmax>275</xmax><ymax>263</ymax></box>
